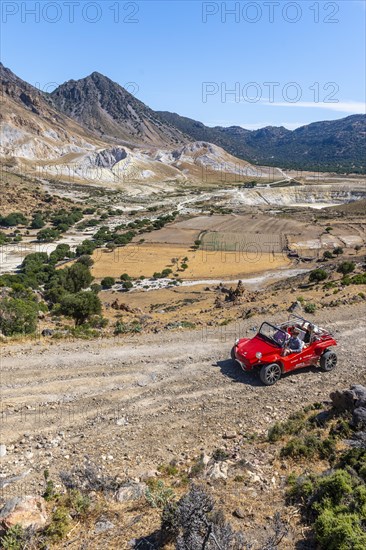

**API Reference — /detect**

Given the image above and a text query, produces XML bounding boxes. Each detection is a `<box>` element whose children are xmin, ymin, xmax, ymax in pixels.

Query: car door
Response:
<box><xmin>284</xmin><ymin>345</ymin><xmax>315</xmax><ymax>372</ymax></box>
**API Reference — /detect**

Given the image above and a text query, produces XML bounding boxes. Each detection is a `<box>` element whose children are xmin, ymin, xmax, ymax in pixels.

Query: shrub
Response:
<box><xmin>304</xmin><ymin>303</ymin><xmax>316</xmax><ymax>313</ymax></box>
<box><xmin>0</xmin><ymin>212</ymin><xmax>28</xmax><ymax>227</ymax></box>
<box><xmin>120</xmin><ymin>273</ymin><xmax>131</xmax><ymax>281</ymax></box>
<box><xmin>337</xmin><ymin>261</ymin><xmax>356</xmax><ymax>275</ymax></box>
<box><xmin>122</xmin><ymin>280</ymin><xmax>133</xmax><ymax>291</ymax></box>
<box><xmin>45</xmin><ymin>507</ymin><xmax>70</xmax><ymax>542</ymax></box>
<box><xmin>323</xmin><ymin>250</ymin><xmax>333</xmax><ymax>259</ymax></box>
<box><xmin>0</xmin><ymin>298</ymin><xmax>38</xmax><ymax>336</ymax></box>
<box><xmin>30</xmin><ymin>213</ymin><xmax>45</xmax><ymax>229</ymax></box>
<box><xmin>101</xmin><ymin>276</ymin><xmax>115</xmax><ymax>289</ymax></box>
<box><xmin>309</xmin><ymin>269</ymin><xmax>327</xmax><ymax>283</ymax></box>
<box><xmin>145</xmin><ymin>480</ymin><xmax>176</xmax><ymax>509</ymax></box>
<box><xmin>333</xmin><ymin>246</ymin><xmax>344</xmax><ymax>255</ymax></box>
<box><xmin>161</xmin><ymin>484</ymin><xmax>246</xmax><ymax>549</ymax></box>
<box><xmin>1</xmin><ymin>524</ymin><xmax>25</xmax><ymax>550</ymax></box>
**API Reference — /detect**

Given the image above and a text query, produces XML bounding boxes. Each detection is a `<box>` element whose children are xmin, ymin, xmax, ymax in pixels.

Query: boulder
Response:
<box><xmin>206</xmin><ymin>461</ymin><xmax>228</xmax><ymax>480</ymax></box>
<box><xmin>0</xmin><ymin>496</ymin><xmax>48</xmax><ymax>531</ymax></box>
<box><xmin>351</xmin><ymin>385</ymin><xmax>366</xmax><ymax>408</ymax></box>
<box><xmin>41</xmin><ymin>329</ymin><xmax>53</xmax><ymax>337</ymax></box>
<box><xmin>352</xmin><ymin>407</ymin><xmax>366</xmax><ymax>430</ymax></box>
<box><xmin>0</xmin><ymin>444</ymin><xmax>6</xmax><ymax>458</ymax></box>
<box><xmin>330</xmin><ymin>389</ymin><xmax>356</xmax><ymax>412</ymax></box>
<box><xmin>94</xmin><ymin>519</ymin><xmax>115</xmax><ymax>534</ymax></box>
<box><xmin>115</xmin><ymin>482</ymin><xmax>147</xmax><ymax>503</ymax></box>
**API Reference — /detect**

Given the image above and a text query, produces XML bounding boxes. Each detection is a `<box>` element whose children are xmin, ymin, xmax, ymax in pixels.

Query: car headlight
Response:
<box><xmin>235</xmin><ymin>338</ymin><xmax>240</xmax><ymax>345</ymax></box>
<box><xmin>255</xmin><ymin>352</ymin><xmax>262</xmax><ymax>359</ymax></box>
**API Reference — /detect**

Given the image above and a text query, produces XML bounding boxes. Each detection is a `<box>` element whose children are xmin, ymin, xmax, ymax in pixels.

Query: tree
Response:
<box><xmin>62</xmin><ymin>263</ymin><xmax>93</xmax><ymax>293</ymax></box>
<box><xmin>337</xmin><ymin>261</ymin><xmax>356</xmax><ymax>275</ymax></box>
<box><xmin>122</xmin><ymin>281</ymin><xmax>133</xmax><ymax>291</ymax></box>
<box><xmin>0</xmin><ymin>212</ymin><xmax>28</xmax><ymax>227</ymax></box>
<box><xmin>120</xmin><ymin>273</ymin><xmax>131</xmax><ymax>281</ymax></box>
<box><xmin>101</xmin><ymin>276</ymin><xmax>115</xmax><ymax>289</ymax></box>
<box><xmin>77</xmin><ymin>255</ymin><xmax>94</xmax><ymax>267</ymax></box>
<box><xmin>0</xmin><ymin>298</ymin><xmax>38</xmax><ymax>336</ymax></box>
<box><xmin>76</xmin><ymin>239</ymin><xmax>97</xmax><ymax>257</ymax></box>
<box><xmin>323</xmin><ymin>251</ymin><xmax>333</xmax><ymax>259</ymax></box>
<box><xmin>309</xmin><ymin>269</ymin><xmax>328</xmax><ymax>283</ymax></box>
<box><xmin>60</xmin><ymin>292</ymin><xmax>102</xmax><ymax>326</ymax></box>
<box><xmin>333</xmin><ymin>247</ymin><xmax>344</xmax><ymax>256</ymax></box>
<box><xmin>37</xmin><ymin>228</ymin><xmax>60</xmax><ymax>242</ymax></box>
<box><xmin>49</xmin><ymin>244</ymin><xmax>72</xmax><ymax>263</ymax></box>
<box><xmin>31</xmin><ymin>214</ymin><xmax>45</xmax><ymax>229</ymax></box>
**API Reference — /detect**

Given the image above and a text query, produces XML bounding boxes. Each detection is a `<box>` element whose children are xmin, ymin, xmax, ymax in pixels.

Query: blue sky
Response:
<box><xmin>1</xmin><ymin>0</ymin><xmax>365</xmax><ymax>129</ymax></box>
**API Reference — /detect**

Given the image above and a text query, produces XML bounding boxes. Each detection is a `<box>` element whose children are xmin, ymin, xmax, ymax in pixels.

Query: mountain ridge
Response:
<box><xmin>49</xmin><ymin>72</ymin><xmax>189</xmax><ymax>148</ymax></box>
<box><xmin>156</xmin><ymin>111</ymin><xmax>366</xmax><ymax>172</ymax></box>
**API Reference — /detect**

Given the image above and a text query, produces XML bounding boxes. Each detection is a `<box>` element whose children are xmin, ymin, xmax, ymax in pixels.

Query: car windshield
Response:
<box><xmin>258</xmin><ymin>322</ymin><xmax>287</xmax><ymax>347</ymax></box>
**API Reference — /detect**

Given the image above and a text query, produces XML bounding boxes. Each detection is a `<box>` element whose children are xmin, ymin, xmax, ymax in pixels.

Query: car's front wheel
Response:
<box><xmin>259</xmin><ymin>363</ymin><xmax>282</xmax><ymax>386</ymax></box>
<box><xmin>320</xmin><ymin>350</ymin><xmax>337</xmax><ymax>372</ymax></box>
<box><xmin>231</xmin><ymin>346</ymin><xmax>236</xmax><ymax>362</ymax></box>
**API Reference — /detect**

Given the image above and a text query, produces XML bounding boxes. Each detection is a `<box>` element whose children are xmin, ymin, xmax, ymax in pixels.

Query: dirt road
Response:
<box><xmin>1</xmin><ymin>304</ymin><xmax>365</xmax><ymax>499</ymax></box>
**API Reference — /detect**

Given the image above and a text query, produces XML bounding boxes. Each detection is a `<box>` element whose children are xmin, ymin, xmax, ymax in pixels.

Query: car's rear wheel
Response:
<box><xmin>259</xmin><ymin>363</ymin><xmax>282</xmax><ymax>386</ymax></box>
<box><xmin>320</xmin><ymin>350</ymin><xmax>337</xmax><ymax>372</ymax></box>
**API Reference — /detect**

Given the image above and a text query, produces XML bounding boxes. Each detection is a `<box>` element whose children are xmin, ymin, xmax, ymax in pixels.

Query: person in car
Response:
<box><xmin>303</xmin><ymin>323</ymin><xmax>315</xmax><ymax>345</ymax></box>
<box><xmin>284</xmin><ymin>328</ymin><xmax>303</xmax><ymax>355</ymax></box>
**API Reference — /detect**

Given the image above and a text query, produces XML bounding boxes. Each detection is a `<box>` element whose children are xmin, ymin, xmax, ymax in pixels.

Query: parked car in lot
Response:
<box><xmin>231</xmin><ymin>314</ymin><xmax>337</xmax><ymax>386</ymax></box>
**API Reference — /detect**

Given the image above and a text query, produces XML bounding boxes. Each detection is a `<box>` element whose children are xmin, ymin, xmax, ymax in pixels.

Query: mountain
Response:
<box><xmin>50</xmin><ymin>72</ymin><xmax>188</xmax><ymax>147</ymax></box>
<box><xmin>156</xmin><ymin>112</ymin><xmax>366</xmax><ymax>173</ymax></box>
<box><xmin>0</xmin><ymin>63</ymin><xmax>104</xmax><ymax>161</ymax></box>
<box><xmin>1</xmin><ymin>64</ymin><xmax>265</xmax><ymax>190</ymax></box>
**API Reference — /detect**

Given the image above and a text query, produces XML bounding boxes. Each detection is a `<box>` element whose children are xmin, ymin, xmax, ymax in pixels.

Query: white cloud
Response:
<box><xmin>262</xmin><ymin>101</ymin><xmax>366</xmax><ymax>114</ymax></box>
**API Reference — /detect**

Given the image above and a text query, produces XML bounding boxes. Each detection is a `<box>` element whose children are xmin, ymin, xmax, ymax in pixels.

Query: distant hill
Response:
<box><xmin>156</xmin><ymin>112</ymin><xmax>366</xmax><ymax>173</ymax></box>
<box><xmin>50</xmin><ymin>72</ymin><xmax>189</xmax><ymax>148</ymax></box>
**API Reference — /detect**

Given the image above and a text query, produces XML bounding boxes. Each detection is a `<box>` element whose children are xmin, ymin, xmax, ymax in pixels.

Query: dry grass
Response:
<box><xmin>91</xmin><ymin>243</ymin><xmax>289</xmax><ymax>280</ymax></box>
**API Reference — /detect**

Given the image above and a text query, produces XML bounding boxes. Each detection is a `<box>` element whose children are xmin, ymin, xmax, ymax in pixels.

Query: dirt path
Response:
<box><xmin>1</xmin><ymin>304</ymin><xmax>365</xmax><ymax>499</ymax></box>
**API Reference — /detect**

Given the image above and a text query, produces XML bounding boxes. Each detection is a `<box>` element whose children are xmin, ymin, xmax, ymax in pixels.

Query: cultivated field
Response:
<box><xmin>91</xmin><ymin>243</ymin><xmax>289</xmax><ymax>280</ymax></box>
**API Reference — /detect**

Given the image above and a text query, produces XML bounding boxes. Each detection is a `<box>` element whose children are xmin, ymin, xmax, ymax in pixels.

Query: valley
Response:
<box><xmin>0</xmin><ymin>62</ymin><xmax>365</xmax><ymax>550</ymax></box>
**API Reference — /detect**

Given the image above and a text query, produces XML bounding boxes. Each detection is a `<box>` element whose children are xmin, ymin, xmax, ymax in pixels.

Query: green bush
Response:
<box><xmin>101</xmin><ymin>276</ymin><xmax>115</xmax><ymax>289</ymax></box>
<box><xmin>0</xmin><ymin>212</ymin><xmax>28</xmax><ymax>227</ymax></box>
<box><xmin>122</xmin><ymin>281</ymin><xmax>133</xmax><ymax>291</ymax></box>
<box><xmin>1</xmin><ymin>524</ymin><xmax>25</xmax><ymax>550</ymax></box>
<box><xmin>37</xmin><ymin>228</ymin><xmax>60</xmax><ymax>242</ymax></box>
<box><xmin>145</xmin><ymin>480</ymin><xmax>176</xmax><ymax>509</ymax></box>
<box><xmin>309</xmin><ymin>269</ymin><xmax>327</xmax><ymax>283</ymax></box>
<box><xmin>0</xmin><ymin>298</ymin><xmax>39</xmax><ymax>336</ymax></box>
<box><xmin>30</xmin><ymin>213</ymin><xmax>45</xmax><ymax>229</ymax></box>
<box><xmin>333</xmin><ymin>247</ymin><xmax>344</xmax><ymax>256</ymax></box>
<box><xmin>323</xmin><ymin>250</ymin><xmax>333</xmax><ymax>259</ymax></box>
<box><xmin>304</xmin><ymin>303</ymin><xmax>316</xmax><ymax>314</ymax></box>
<box><xmin>337</xmin><ymin>261</ymin><xmax>356</xmax><ymax>275</ymax></box>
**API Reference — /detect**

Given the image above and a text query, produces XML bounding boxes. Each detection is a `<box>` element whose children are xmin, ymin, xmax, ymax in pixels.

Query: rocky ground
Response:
<box><xmin>0</xmin><ymin>303</ymin><xmax>365</xmax><ymax>547</ymax></box>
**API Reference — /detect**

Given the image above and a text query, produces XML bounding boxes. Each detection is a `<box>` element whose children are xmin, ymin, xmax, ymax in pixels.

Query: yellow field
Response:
<box><xmin>91</xmin><ymin>243</ymin><xmax>290</xmax><ymax>280</ymax></box>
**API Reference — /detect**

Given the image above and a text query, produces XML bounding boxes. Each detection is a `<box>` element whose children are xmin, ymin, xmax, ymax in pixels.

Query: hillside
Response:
<box><xmin>157</xmin><ymin>111</ymin><xmax>366</xmax><ymax>173</ymax></box>
<box><xmin>50</xmin><ymin>72</ymin><xmax>189</xmax><ymax>148</ymax></box>
<box><xmin>0</xmin><ymin>63</ymin><xmax>104</xmax><ymax>162</ymax></box>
